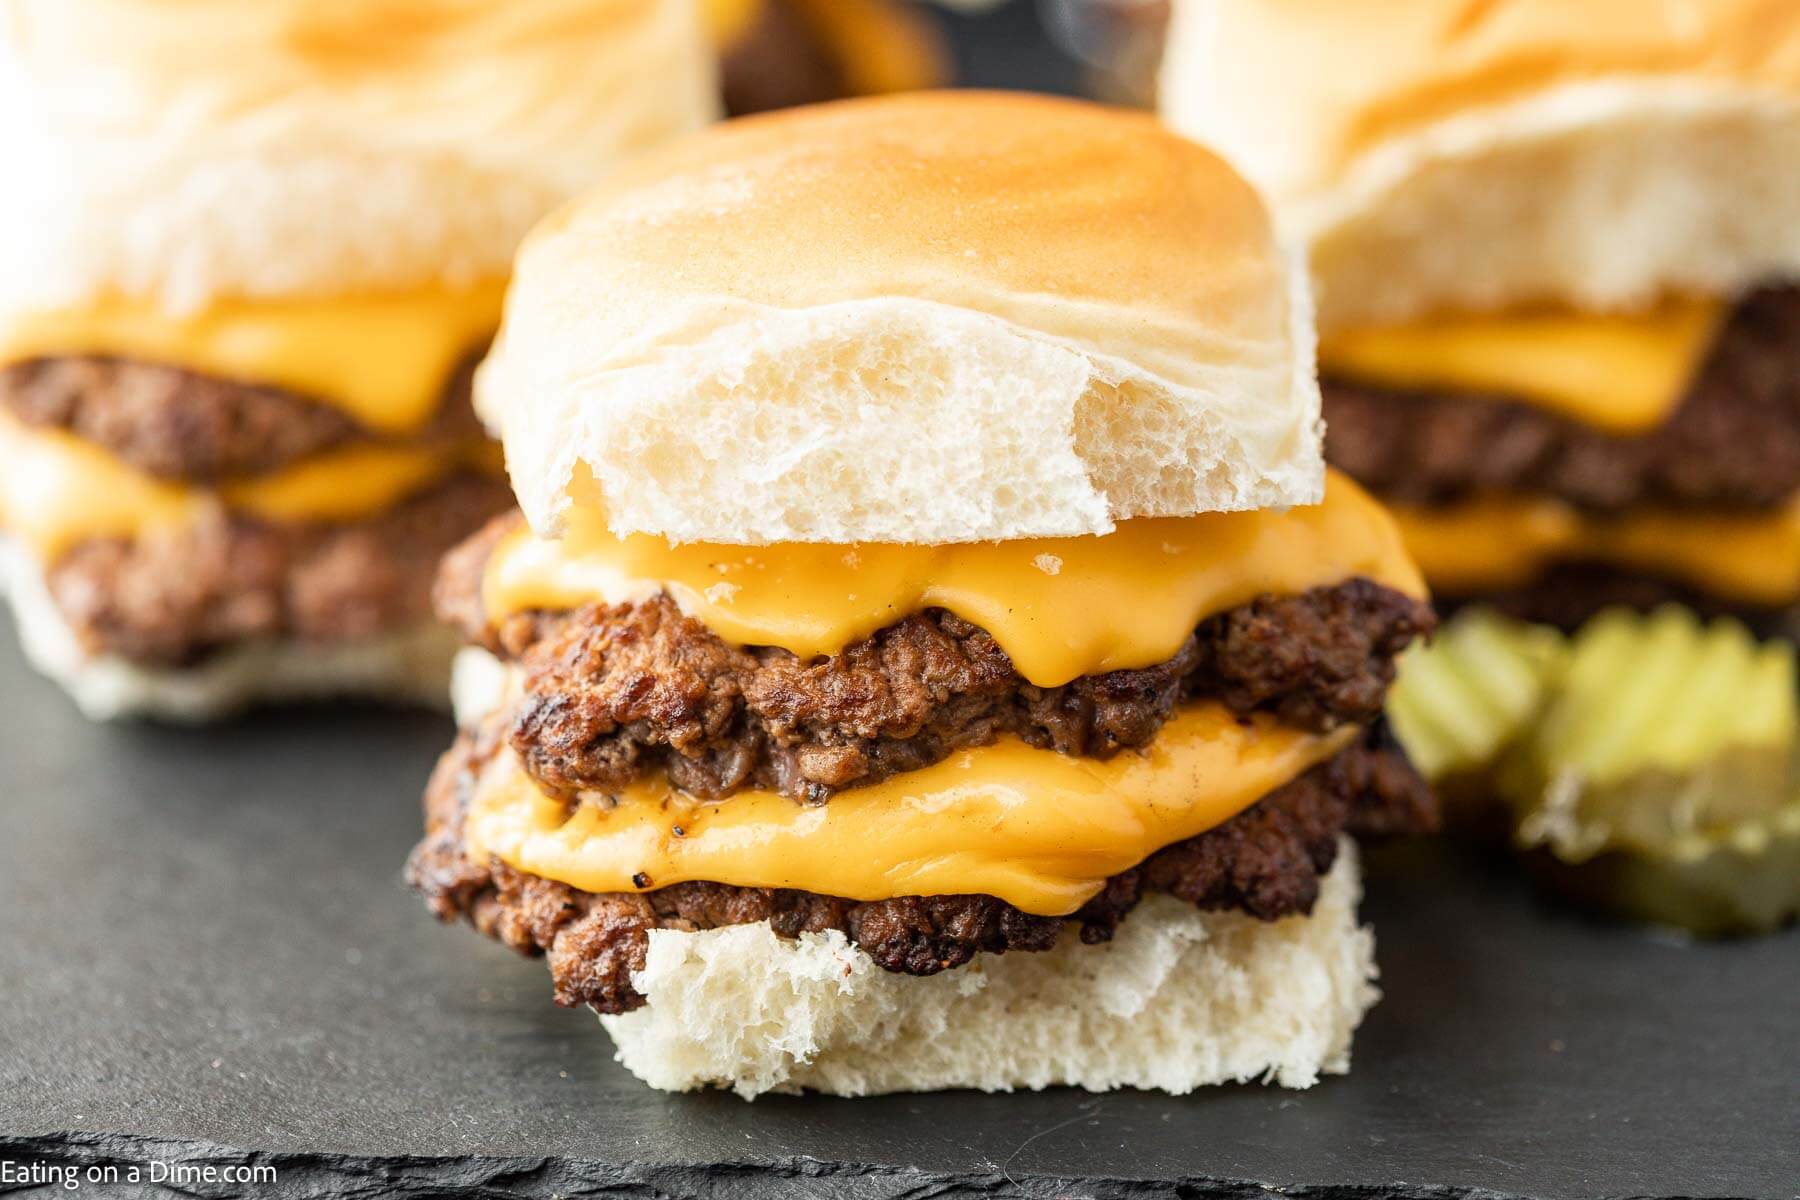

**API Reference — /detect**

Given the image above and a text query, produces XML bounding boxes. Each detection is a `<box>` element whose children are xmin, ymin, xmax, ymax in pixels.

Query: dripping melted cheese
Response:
<box><xmin>482</xmin><ymin>469</ymin><xmax>1425</xmax><ymax>689</ymax></box>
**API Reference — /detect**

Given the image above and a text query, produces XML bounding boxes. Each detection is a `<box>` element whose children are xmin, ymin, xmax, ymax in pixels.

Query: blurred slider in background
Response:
<box><xmin>0</xmin><ymin>0</ymin><xmax>962</xmax><ymax>726</ymax></box>
<box><xmin>707</xmin><ymin>0</ymin><xmax>952</xmax><ymax>114</ymax></box>
<box><xmin>0</xmin><ymin>0</ymin><xmax>719</xmax><ymax>721</ymax></box>
<box><xmin>1163</xmin><ymin>0</ymin><xmax>1800</xmax><ymax>935</ymax></box>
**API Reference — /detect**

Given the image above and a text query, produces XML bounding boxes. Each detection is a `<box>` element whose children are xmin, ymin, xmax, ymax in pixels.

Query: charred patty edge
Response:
<box><xmin>406</xmin><ymin>720</ymin><xmax>1437</xmax><ymax>1014</ymax></box>
<box><xmin>436</xmin><ymin>515</ymin><xmax>1435</xmax><ymax>805</ymax></box>
<box><xmin>0</xmin><ymin>352</ymin><xmax>486</xmax><ymax>482</ymax></box>
<box><xmin>44</xmin><ymin>470</ymin><xmax>513</xmax><ymax>667</ymax></box>
<box><xmin>1322</xmin><ymin>286</ymin><xmax>1800</xmax><ymax>514</ymax></box>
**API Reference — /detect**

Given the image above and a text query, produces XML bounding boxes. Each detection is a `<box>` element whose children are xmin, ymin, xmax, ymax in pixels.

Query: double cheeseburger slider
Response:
<box><xmin>1163</xmin><ymin>0</ymin><xmax>1800</xmax><ymax>933</ymax></box>
<box><xmin>1163</xmin><ymin>0</ymin><xmax>1800</xmax><ymax>630</ymax></box>
<box><xmin>707</xmin><ymin>0</ymin><xmax>949</xmax><ymax>115</ymax></box>
<box><xmin>410</xmin><ymin>93</ymin><xmax>1438</xmax><ymax>1097</ymax></box>
<box><xmin>0</xmin><ymin>0</ymin><xmax>717</xmax><ymax>719</ymax></box>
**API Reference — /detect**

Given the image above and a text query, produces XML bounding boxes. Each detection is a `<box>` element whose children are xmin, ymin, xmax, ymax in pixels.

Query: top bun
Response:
<box><xmin>481</xmin><ymin>91</ymin><xmax>1321</xmax><ymax>547</ymax></box>
<box><xmin>1161</xmin><ymin>0</ymin><xmax>1800</xmax><ymax>328</ymax></box>
<box><xmin>0</xmin><ymin>0</ymin><xmax>717</xmax><ymax>314</ymax></box>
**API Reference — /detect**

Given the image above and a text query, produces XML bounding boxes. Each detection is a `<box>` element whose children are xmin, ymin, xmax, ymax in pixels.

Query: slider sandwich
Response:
<box><xmin>1163</xmin><ymin>0</ymin><xmax>1800</xmax><ymax>933</ymax></box>
<box><xmin>0</xmin><ymin>0</ymin><xmax>717</xmax><ymax>719</ymax></box>
<box><xmin>706</xmin><ymin>0</ymin><xmax>949</xmax><ymax>115</ymax></box>
<box><xmin>409</xmin><ymin>93</ymin><xmax>1439</xmax><ymax>1097</ymax></box>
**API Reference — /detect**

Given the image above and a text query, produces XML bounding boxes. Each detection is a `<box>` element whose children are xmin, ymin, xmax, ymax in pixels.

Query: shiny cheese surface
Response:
<box><xmin>0</xmin><ymin>283</ymin><xmax>505</xmax><ymax>435</ymax></box>
<box><xmin>0</xmin><ymin>409</ymin><xmax>483</xmax><ymax>562</ymax></box>
<box><xmin>466</xmin><ymin>703</ymin><xmax>1359</xmax><ymax>916</ymax></box>
<box><xmin>1395</xmin><ymin>497</ymin><xmax>1800</xmax><ymax>606</ymax></box>
<box><xmin>0</xmin><ymin>411</ymin><xmax>199</xmax><ymax>559</ymax></box>
<box><xmin>1319</xmin><ymin>298</ymin><xmax>1724</xmax><ymax>434</ymax></box>
<box><xmin>484</xmin><ymin>470</ymin><xmax>1425</xmax><ymax>688</ymax></box>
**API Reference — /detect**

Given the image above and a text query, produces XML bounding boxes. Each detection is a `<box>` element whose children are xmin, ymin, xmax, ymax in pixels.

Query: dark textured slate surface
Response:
<box><xmin>4</xmin><ymin>7</ymin><xmax>1799</xmax><ymax>1198</ymax></box>
<box><xmin>3</xmin><ymin>610</ymin><xmax>1797</xmax><ymax>1199</ymax></box>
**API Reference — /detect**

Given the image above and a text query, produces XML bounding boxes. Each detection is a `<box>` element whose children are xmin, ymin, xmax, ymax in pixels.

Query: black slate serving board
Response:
<box><xmin>3</xmin><ymin>626</ymin><xmax>1796</xmax><ymax>1200</ymax></box>
<box><xmin>4</xmin><ymin>6</ymin><xmax>1799</xmax><ymax>1198</ymax></box>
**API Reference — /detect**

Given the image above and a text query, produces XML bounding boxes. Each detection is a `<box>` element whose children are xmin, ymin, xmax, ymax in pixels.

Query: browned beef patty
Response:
<box><xmin>719</xmin><ymin>0</ymin><xmax>847</xmax><ymax>116</ymax></box>
<box><xmin>46</xmin><ymin>471</ymin><xmax>512</xmax><ymax>666</ymax></box>
<box><xmin>436</xmin><ymin>514</ymin><xmax>1435</xmax><ymax>803</ymax></box>
<box><xmin>407</xmin><ymin>721</ymin><xmax>1436</xmax><ymax>1014</ymax></box>
<box><xmin>0</xmin><ymin>356</ymin><xmax>482</xmax><ymax>482</ymax></box>
<box><xmin>1323</xmin><ymin>287</ymin><xmax>1800</xmax><ymax>513</ymax></box>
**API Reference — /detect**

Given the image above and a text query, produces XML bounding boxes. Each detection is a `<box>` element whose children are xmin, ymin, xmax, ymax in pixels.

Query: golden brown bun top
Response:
<box><xmin>527</xmin><ymin>90</ymin><xmax>1280</xmax><ymax>330</ymax></box>
<box><xmin>1166</xmin><ymin>0</ymin><xmax>1800</xmax><ymax>200</ymax></box>
<box><xmin>482</xmin><ymin>92</ymin><xmax>1324</xmax><ymax>544</ymax></box>
<box><xmin>0</xmin><ymin>0</ymin><xmax>717</xmax><ymax>310</ymax></box>
<box><xmin>1162</xmin><ymin>0</ymin><xmax>1800</xmax><ymax>325</ymax></box>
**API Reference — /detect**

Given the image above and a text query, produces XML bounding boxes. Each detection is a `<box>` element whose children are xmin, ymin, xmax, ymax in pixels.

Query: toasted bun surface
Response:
<box><xmin>1</xmin><ymin>541</ymin><xmax>456</xmax><ymax>721</ymax></box>
<box><xmin>481</xmin><ymin>91</ymin><xmax>1322</xmax><ymax>545</ymax></box>
<box><xmin>601</xmin><ymin>843</ymin><xmax>1376</xmax><ymax>1098</ymax></box>
<box><xmin>1161</xmin><ymin>0</ymin><xmax>1800</xmax><ymax>327</ymax></box>
<box><xmin>0</xmin><ymin>0</ymin><xmax>718</xmax><ymax>314</ymax></box>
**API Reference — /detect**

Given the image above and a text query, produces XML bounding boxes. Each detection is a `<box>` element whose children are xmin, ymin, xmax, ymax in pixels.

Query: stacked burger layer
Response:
<box><xmin>1163</xmin><ymin>0</ymin><xmax>1800</xmax><ymax>933</ymax></box>
<box><xmin>408</xmin><ymin>93</ymin><xmax>1440</xmax><ymax>1097</ymax></box>
<box><xmin>1164</xmin><ymin>0</ymin><xmax>1800</xmax><ymax>628</ymax></box>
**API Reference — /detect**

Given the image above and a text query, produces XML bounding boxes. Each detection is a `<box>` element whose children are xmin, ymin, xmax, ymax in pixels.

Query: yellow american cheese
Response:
<box><xmin>0</xmin><ymin>282</ymin><xmax>505</xmax><ymax>436</ymax></box>
<box><xmin>1319</xmin><ymin>298</ymin><xmax>1725</xmax><ymax>434</ymax></box>
<box><xmin>0</xmin><ymin>409</ymin><xmax>486</xmax><ymax>561</ymax></box>
<box><xmin>466</xmin><ymin>704</ymin><xmax>1360</xmax><ymax>917</ymax></box>
<box><xmin>1394</xmin><ymin>496</ymin><xmax>1800</xmax><ymax>607</ymax></box>
<box><xmin>468</xmin><ymin>476</ymin><xmax>1418</xmax><ymax>910</ymax></box>
<box><xmin>483</xmin><ymin>470</ymin><xmax>1426</xmax><ymax>689</ymax></box>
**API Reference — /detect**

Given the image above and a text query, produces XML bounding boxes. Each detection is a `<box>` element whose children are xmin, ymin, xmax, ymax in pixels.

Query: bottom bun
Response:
<box><xmin>1</xmin><ymin>539</ymin><xmax>456</xmax><ymax>722</ymax></box>
<box><xmin>601</xmin><ymin>842</ymin><xmax>1377</xmax><ymax>1098</ymax></box>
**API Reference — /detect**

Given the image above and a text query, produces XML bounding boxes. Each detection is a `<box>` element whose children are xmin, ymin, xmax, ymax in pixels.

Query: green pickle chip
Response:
<box><xmin>1390</xmin><ymin>605</ymin><xmax>1800</xmax><ymax>935</ymax></box>
<box><xmin>1388</xmin><ymin>608</ymin><xmax>1564</xmax><ymax>784</ymax></box>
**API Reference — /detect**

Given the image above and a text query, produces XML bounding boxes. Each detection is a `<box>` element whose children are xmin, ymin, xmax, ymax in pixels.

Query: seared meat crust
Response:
<box><xmin>436</xmin><ymin>516</ymin><xmax>1433</xmax><ymax>802</ymax></box>
<box><xmin>1</xmin><ymin>356</ymin><xmax>481</xmax><ymax>481</ymax></box>
<box><xmin>407</xmin><ymin>724</ymin><xmax>1437</xmax><ymax>1014</ymax></box>
<box><xmin>1324</xmin><ymin>287</ymin><xmax>1800</xmax><ymax>512</ymax></box>
<box><xmin>48</xmin><ymin>472</ymin><xmax>511</xmax><ymax>666</ymax></box>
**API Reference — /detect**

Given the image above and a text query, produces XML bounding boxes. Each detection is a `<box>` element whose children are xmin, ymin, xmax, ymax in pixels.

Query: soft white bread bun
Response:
<box><xmin>1</xmin><ymin>540</ymin><xmax>455</xmax><ymax>721</ymax></box>
<box><xmin>480</xmin><ymin>91</ymin><xmax>1322</xmax><ymax>546</ymax></box>
<box><xmin>1161</xmin><ymin>0</ymin><xmax>1800</xmax><ymax>329</ymax></box>
<box><xmin>601</xmin><ymin>842</ymin><xmax>1376</xmax><ymax>1098</ymax></box>
<box><xmin>0</xmin><ymin>0</ymin><xmax>717</xmax><ymax>315</ymax></box>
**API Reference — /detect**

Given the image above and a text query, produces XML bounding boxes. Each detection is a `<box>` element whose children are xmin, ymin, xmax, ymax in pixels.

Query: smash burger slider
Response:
<box><xmin>0</xmin><ymin>0</ymin><xmax>716</xmax><ymax>719</ymax></box>
<box><xmin>1163</xmin><ymin>0</ymin><xmax>1800</xmax><ymax>628</ymax></box>
<box><xmin>410</xmin><ymin>93</ymin><xmax>1439</xmax><ymax>1097</ymax></box>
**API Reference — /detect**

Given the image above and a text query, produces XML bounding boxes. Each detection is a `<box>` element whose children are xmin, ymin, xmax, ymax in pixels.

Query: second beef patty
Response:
<box><xmin>1323</xmin><ymin>286</ymin><xmax>1800</xmax><ymax>513</ymax></box>
<box><xmin>408</xmin><ymin>720</ymin><xmax>1437</xmax><ymax>1014</ymax></box>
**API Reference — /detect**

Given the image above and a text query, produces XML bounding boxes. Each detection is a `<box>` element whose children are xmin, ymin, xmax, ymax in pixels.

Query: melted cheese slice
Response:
<box><xmin>0</xmin><ymin>409</ymin><xmax>486</xmax><ymax>561</ymax></box>
<box><xmin>466</xmin><ymin>704</ymin><xmax>1359</xmax><ymax>917</ymax></box>
<box><xmin>484</xmin><ymin>470</ymin><xmax>1425</xmax><ymax>689</ymax></box>
<box><xmin>1319</xmin><ymin>298</ymin><xmax>1725</xmax><ymax>434</ymax></box>
<box><xmin>1394</xmin><ymin>496</ymin><xmax>1800</xmax><ymax>606</ymax></box>
<box><xmin>0</xmin><ymin>282</ymin><xmax>505</xmax><ymax>435</ymax></box>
